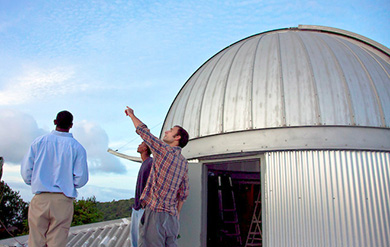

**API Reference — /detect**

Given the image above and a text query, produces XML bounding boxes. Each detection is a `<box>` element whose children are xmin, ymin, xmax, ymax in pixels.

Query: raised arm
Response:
<box><xmin>124</xmin><ymin>106</ymin><xmax>165</xmax><ymax>154</ymax></box>
<box><xmin>125</xmin><ymin>106</ymin><xmax>143</xmax><ymax>129</ymax></box>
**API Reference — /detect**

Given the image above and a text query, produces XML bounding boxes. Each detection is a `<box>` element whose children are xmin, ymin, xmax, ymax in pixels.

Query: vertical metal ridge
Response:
<box><xmin>196</xmin><ymin>50</ymin><xmax>227</xmax><ymax>137</ymax></box>
<box><xmin>250</xmin><ymin>35</ymin><xmax>265</xmax><ymax>130</ymax></box>
<box><xmin>336</xmin><ymin>38</ymin><xmax>386</xmax><ymax>127</ymax></box>
<box><xmin>363</xmin><ymin>48</ymin><xmax>390</xmax><ymax>79</ymax></box>
<box><xmin>265</xmin><ymin>150</ymin><xmax>390</xmax><ymax>247</ymax></box>
<box><xmin>277</xmin><ymin>33</ymin><xmax>287</xmax><ymax>127</ymax></box>
<box><xmin>178</xmin><ymin>65</ymin><xmax>205</xmax><ymax>128</ymax></box>
<box><xmin>360</xmin><ymin>47</ymin><xmax>390</xmax><ymax>126</ymax></box>
<box><xmin>221</xmin><ymin>39</ymin><xmax>248</xmax><ymax>133</ymax></box>
<box><xmin>317</xmin><ymin>34</ymin><xmax>356</xmax><ymax>125</ymax></box>
<box><xmin>295</xmin><ymin>32</ymin><xmax>322</xmax><ymax>125</ymax></box>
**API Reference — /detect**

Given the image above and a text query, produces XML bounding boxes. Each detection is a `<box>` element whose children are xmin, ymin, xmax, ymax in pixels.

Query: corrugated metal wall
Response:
<box><xmin>264</xmin><ymin>150</ymin><xmax>389</xmax><ymax>247</ymax></box>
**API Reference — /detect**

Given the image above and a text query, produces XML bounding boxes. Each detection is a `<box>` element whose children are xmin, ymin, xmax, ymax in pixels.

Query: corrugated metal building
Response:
<box><xmin>162</xmin><ymin>25</ymin><xmax>390</xmax><ymax>247</ymax></box>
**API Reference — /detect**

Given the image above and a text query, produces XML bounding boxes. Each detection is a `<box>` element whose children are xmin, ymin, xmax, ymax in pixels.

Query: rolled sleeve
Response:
<box><xmin>177</xmin><ymin>171</ymin><xmax>189</xmax><ymax>202</ymax></box>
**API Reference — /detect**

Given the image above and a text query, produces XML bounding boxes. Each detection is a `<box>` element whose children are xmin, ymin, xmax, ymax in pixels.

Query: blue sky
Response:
<box><xmin>1</xmin><ymin>0</ymin><xmax>389</xmax><ymax>202</ymax></box>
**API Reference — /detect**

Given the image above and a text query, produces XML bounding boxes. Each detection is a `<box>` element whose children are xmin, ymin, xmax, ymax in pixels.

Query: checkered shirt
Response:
<box><xmin>136</xmin><ymin>124</ymin><xmax>189</xmax><ymax>216</ymax></box>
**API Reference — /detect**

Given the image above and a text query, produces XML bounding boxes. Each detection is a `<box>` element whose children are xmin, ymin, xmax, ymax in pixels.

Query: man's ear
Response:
<box><xmin>69</xmin><ymin>123</ymin><xmax>73</xmax><ymax>129</ymax></box>
<box><xmin>174</xmin><ymin>135</ymin><xmax>181</xmax><ymax>141</ymax></box>
<box><xmin>54</xmin><ymin>120</ymin><xmax>57</xmax><ymax>125</ymax></box>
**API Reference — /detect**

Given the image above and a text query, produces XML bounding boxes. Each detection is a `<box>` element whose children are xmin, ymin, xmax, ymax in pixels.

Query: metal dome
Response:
<box><xmin>161</xmin><ymin>25</ymin><xmax>390</xmax><ymax>158</ymax></box>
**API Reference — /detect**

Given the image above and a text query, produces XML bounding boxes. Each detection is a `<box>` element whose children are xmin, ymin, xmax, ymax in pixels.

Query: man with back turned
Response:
<box><xmin>21</xmin><ymin>110</ymin><xmax>89</xmax><ymax>247</ymax></box>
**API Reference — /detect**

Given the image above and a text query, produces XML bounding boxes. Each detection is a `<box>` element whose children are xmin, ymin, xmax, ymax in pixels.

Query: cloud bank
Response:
<box><xmin>73</xmin><ymin>120</ymin><xmax>126</xmax><ymax>174</ymax></box>
<box><xmin>0</xmin><ymin>109</ymin><xmax>46</xmax><ymax>163</ymax></box>
<box><xmin>0</xmin><ymin>109</ymin><xmax>125</xmax><ymax>174</ymax></box>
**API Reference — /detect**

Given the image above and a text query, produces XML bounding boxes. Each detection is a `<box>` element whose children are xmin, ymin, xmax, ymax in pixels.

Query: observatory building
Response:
<box><xmin>161</xmin><ymin>25</ymin><xmax>390</xmax><ymax>247</ymax></box>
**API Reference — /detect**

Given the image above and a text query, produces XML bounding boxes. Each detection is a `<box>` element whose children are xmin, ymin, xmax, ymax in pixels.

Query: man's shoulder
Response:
<box><xmin>142</xmin><ymin>157</ymin><xmax>153</xmax><ymax>167</ymax></box>
<box><xmin>31</xmin><ymin>132</ymin><xmax>52</xmax><ymax>144</ymax></box>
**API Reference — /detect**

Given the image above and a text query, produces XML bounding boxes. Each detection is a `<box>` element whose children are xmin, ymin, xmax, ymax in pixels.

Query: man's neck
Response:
<box><xmin>55</xmin><ymin>127</ymin><xmax>70</xmax><ymax>133</ymax></box>
<box><xmin>141</xmin><ymin>153</ymin><xmax>150</xmax><ymax>162</ymax></box>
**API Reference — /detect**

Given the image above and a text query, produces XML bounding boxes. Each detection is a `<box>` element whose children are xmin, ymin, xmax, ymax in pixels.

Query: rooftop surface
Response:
<box><xmin>0</xmin><ymin>218</ymin><xmax>131</xmax><ymax>247</ymax></box>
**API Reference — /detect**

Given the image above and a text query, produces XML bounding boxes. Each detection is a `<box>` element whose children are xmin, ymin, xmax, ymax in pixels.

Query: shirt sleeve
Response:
<box><xmin>136</xmin><ymin>124</ymin><xmax>167</xmax><ymax>156</ymax></box>
<box><xmin>20</xmin><ymin>145</ymin><xmax>35</xmax><ymax>185</ymax></box>
<box><xmin>73</xmin><ymin>146</ymin><xmax>89</xmax><ymax>188</ymax></box>
<box><xmin>177</xmin><ymin>170</ymin><xmax>189</xmax><ymax>202</ymax></box>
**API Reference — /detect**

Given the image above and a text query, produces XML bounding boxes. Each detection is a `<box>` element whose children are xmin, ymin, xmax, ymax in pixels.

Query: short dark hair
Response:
<box><xmin>174</xmin><ymin>125</ymin><xmax>189</xmax><ymax>148</ymax></box>
<box><xmin>145</xmin><ymin>143</ymin><xmax>152</xmax><ymax>156</ymax></box>
<box><xmin>56</xmin><ymin>111</ymin><xmax>73</xmax><ymax>129</ymax></box>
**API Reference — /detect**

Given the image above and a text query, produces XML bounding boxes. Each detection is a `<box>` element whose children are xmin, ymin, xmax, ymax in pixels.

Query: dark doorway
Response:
<box><xmin>207</xmin><ymin>159</ymin><xmax>261</xmax><ymax>247</ymax></box>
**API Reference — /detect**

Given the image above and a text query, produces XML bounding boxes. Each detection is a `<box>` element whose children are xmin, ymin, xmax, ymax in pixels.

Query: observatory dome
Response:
<box><xmin>161</xmin><ymin>25</ymin><xmax>390</xmax><ymax>159</ymax></box>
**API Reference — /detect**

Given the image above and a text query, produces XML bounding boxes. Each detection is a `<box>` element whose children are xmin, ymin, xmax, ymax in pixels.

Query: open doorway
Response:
<box><xmin>206</xmin><ymin>159</ymin><xmax>261</xmax><ymax>247</ymax></box>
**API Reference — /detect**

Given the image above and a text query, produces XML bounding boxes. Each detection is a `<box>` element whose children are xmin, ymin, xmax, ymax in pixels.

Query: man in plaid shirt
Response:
<box><xmin>125</xmin><ymin>106</ymin><xmax>189</xmax><ymax>247</ymax></box>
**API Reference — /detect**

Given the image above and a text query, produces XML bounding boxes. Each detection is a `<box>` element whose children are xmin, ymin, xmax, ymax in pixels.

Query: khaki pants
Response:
<box><xmin>28</xmin><ymin>193</ymin><xmax>74</xmax><ymax>247</ymax></box>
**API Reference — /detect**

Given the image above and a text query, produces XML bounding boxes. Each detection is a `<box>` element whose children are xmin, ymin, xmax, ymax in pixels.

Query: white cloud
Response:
<box><xmin>73</xmin><ymin>120</ymin><xmax>127</xmax><ymax>174</ymax></box>
<box><xmin>0</xmin><ymin>109</ymin><xmax>46</xmax><ymax>163</ymax></box>
<box><xmin>0</xmin><ymin>65</ymin><xmax>88</xmax><ymax>105</ymax></box>
<box><xmin>0</xmin><ymin>109</ymin><xmax>125</xmax><ymax>174</ymax></box>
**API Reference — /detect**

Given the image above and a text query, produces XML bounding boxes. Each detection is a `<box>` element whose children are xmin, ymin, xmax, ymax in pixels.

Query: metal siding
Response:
<box><xmin>265</xmin><ymin>150</ymin><xmax>390</xmax><ymax>247</ymax></box>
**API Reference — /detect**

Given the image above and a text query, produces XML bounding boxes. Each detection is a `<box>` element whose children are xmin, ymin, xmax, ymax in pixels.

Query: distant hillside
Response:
<box><xmin>96</xmin><ymin>198</ymin><xmax>135</xmax><ymax>221</ymax></box>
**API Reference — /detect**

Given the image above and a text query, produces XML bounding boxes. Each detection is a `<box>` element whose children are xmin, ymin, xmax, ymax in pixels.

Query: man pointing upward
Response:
<box><xmin>125</xmin><ymin>106</ymin><xmax>189</xmax><ymax>247</ymax></box>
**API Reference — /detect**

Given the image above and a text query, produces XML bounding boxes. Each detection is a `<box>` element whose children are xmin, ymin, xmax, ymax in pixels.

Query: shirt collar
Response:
<box><xmin>51</xmin><ymin>130</ymin><xmax>73</xmax><ymax>138</ymax></box>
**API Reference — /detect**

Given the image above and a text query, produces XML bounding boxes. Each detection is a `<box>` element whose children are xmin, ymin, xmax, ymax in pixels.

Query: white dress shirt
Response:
<box><xmin>21</xmin><ymin>130</ymin><xmax>89</xmax><ymax>198</ymax></box>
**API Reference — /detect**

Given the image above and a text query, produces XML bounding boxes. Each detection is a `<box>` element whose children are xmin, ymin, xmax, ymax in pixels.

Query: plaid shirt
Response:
<box><xmin>137</xmin><ymin>124</ymin><xmax>189</xmax><ymax>216</ymax></box>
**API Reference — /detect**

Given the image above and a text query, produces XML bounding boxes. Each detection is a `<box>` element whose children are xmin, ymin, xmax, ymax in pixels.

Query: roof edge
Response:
<box><xmin>298</xmin><ymin>25</ymin><xmax>390</xmax><ymax>56</ymax></box>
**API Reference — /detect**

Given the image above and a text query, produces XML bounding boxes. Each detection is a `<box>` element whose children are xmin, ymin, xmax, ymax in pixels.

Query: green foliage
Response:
<box><xmin>72</xmin><ymin>197</ymin><xmax>134</xmax><ymax>226</ymax></box>
<box><xmin>96</xmin><ymin>198</ymin><xmax>134</xmax><ymax>221</ymax></box>
<box><xmin>72</xmin><ymin>196</ymin><xmax>103</xmax><ymax>227</ymax></box>
<box><xmin>0</xmin><ymin>181</ymin><xmax>28</xmax><ymax>240</ymax></box>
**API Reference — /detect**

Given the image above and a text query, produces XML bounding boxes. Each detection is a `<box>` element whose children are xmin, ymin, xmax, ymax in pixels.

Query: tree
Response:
<box><xmin>96</xmin><ymin>198</ymin><xmax>134</xmax><ymax>221</ymax></box>
<box><xmin>72</xmin><ymin>196</ymin><xmax>103</xmax><ymax>226</ymax></box>
<box><xmin>0</xmin><ymin>181</ymin><xmax>28</xmax><ymax>239</ymax></box>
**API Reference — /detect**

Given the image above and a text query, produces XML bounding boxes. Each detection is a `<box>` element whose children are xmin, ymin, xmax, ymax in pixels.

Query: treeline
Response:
<box><xmin>0</xmin><ymin>181</ymin><xmax>135</xmax><ymax>240</ymax></box>
<box><xmin>97</xmin><ymin>198</ymin><xmax>135</xmax><ymax>221</ymax></box>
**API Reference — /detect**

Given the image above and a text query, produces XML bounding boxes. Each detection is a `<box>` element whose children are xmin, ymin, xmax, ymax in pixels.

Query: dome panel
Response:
<box><xmin>223</xmin><ymin>37</ymin><xmax>258</xmax><ymax>132</ymax></box>
<box><xmin>161</xmin><ymin>26</ymin><xmax>390</xmax><ymax>142</ymax></box>
<box><xmin>252</xmin><ymin>34</ymin><xmax>284</xmax><ymax>128</ymax></box>
<box><xmin>327</xmin><ymin>36</ymin><xmax>383</xmax><ymax>126</ymax></box>
<box><xmin>299</xmin><ymin>32</ymin><xmax>353</xmax><ymax>125</ymax></box>
<box><xmin>279</xmin><ymin>32</ymin><xmax>319</xmax><ymax>126</ymax></box>
<box><xmin>199</xmin><ymin>47</ymin><xmax>239</xmax><ymax>136</ymax></box>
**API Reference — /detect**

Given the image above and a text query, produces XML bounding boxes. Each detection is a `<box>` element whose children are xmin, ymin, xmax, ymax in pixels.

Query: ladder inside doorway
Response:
<box><xmin>217</xmin><ymin>174</ymin><xmax>242</xmax><ymax>246</ymax></box>
<box><xmin>245</xmin><ymin>189</ymin><xmax>262</xmax><ymax>246</ymax></box>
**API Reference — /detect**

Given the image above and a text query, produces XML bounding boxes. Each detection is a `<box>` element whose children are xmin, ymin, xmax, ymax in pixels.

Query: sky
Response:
<box><xmin>1</xmin><ymin>0</ymin><xmax>389</xmax><ymax>202</ymax></box>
